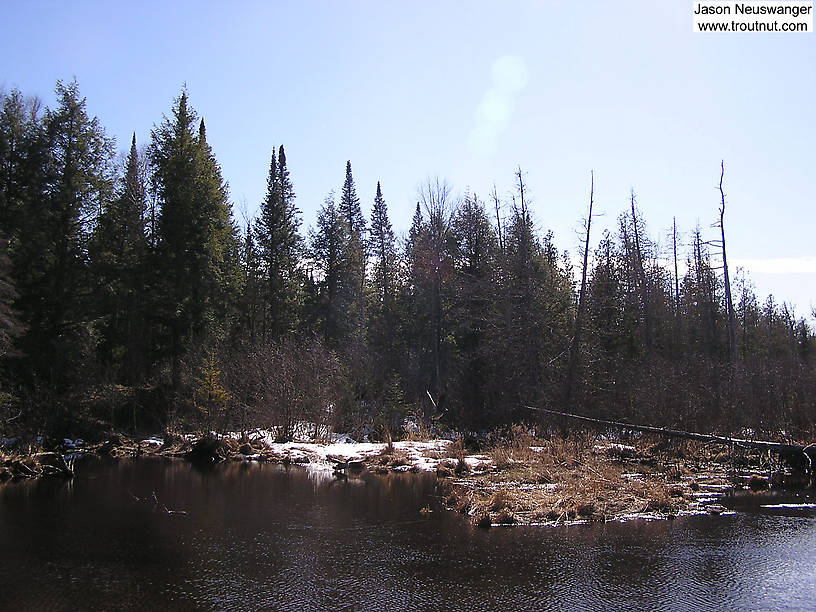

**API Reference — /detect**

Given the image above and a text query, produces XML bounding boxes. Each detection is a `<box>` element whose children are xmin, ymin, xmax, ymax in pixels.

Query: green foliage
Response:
<box><xmin>149</xmin><ymin>91</ymin><xmax>239</xmax><ymax>386</ymax></box>
<box><xmin>194</xmin><ymin>350</ymin><xmax>231</xmax><ymax>433</ymax></box>
<box><xmin>0</xmin><ymin>81</ymin><xmax>813</xmax><ymax>440</ymax></box>
<box><xmin>256</xmin><ymin>145</ymin><xmax>303</xmax><ymax>340</ymax></box>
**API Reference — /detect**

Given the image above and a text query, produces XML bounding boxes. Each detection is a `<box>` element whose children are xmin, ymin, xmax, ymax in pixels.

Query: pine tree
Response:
<box><xmin>256</xmin><ymin>145</ymin><xmax>303</xmax><ymax>340</ymax></box>
<box><xmin>0</xmin><ymin>90</ymin><xmax>48</xmax><ymax>372</ymax></box>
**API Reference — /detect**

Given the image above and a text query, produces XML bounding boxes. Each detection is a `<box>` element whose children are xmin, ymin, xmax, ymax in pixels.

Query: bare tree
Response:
<box><xmin>565</xmin><ymin>171</ymin><xmax>594</xmax><ymax>408</ymax></box>
<box><xmin>418</xmin><ymin>177</ymin><xmax>453</xmax><ymax>403</ymax></box>
<box><xmin>718</xmin><ymin>161</ymin><xmax>738</xmax><ymax>363</ymax></box>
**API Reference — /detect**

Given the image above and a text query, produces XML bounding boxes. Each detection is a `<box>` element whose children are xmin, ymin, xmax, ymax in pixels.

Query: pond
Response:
<box><xmin>2</xmin><ymin>457</ymin><xmax>816</xmax><ymax>611</ymax></box>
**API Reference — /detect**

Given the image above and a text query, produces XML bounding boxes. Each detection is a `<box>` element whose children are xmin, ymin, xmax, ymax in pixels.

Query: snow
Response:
<box><xmin>761</xmin><ymin>503</ymin><xmax>816</xmax><ymax>509</ymax></box>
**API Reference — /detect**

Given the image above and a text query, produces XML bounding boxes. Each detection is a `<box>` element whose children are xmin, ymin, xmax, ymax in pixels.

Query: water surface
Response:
<box><xmin>2</xmin><ymin>457</ymin><xmax>815</xmax><ymax>611</ymax></box>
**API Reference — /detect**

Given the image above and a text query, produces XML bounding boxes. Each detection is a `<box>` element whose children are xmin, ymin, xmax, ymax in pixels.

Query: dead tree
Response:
<box><xmin>565</xmin><ymin>171</ymin><xmax>594</xmax><ymax>408</ymax></box>
<box><xmin>630</xmin><ymin>191</ymin><xmax>652</xmax><ymax>353</ymax></box>
<box><xmin>718</xmin><ymin>161</ymin><xmax>739</xmax><ymax>363</ymax></box>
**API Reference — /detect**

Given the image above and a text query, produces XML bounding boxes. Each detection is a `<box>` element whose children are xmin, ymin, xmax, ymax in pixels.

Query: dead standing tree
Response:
<box><xmin>718</xmin><ymin>161</ymin><xmax>739</xmax><ymax>364</ymax></box>
<box><xmin>565</xmin><ymin>171</ymin><xmax>594</xmax><ymax>409</ymax></box>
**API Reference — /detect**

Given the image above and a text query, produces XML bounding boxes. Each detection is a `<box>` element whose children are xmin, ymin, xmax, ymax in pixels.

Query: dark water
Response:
<box><xmin>2</xmin><ymin>458</ymin><xmax>816</xmax><ymax>611</ymax></box>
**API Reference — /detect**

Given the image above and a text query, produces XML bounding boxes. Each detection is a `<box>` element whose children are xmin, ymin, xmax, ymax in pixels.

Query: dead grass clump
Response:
<box><xmin>404</xmin><ymin>418</ymin><xmax>433</xmax><ymax>442</ymax></box>
<box><xmin>491</xmin><ymin>445</ymin><xmax>514</xmax><ymax>470</ymax></box>
<box><xmin>455</xmin><ymin>457</ymin><xmax>470</xmax><ymax>475</ymax></box>
<box><xmin>666</xmin><ymin>464</ymin><xmax>690</xmax><ymax>480</ymax></box>
<box><xmin>642</xmin><ymin>487</ymin><xmax>677</xmax><ymax>514</ymax></box>
<box><xmin>436</xmin><ymin>465</ymin><xmax>454</xmax><ymax>478</ymax></box>
<box><xmin>489</xmin><ymin>489</ymin><xmax>512</xmax><ymax>512</ymax></box>
<box><xmin>388</xmin><ymin>454</ymin><xmax>409</xmax><ymax>468</ymax></box>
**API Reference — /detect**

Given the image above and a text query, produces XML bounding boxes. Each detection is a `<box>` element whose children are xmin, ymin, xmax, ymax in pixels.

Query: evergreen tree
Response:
<box><xmin>256</xmin><ymin>145</ymin><xmax>303</xmax><ymax>340</ymax></box>
<box><xmin>0</xmin><ymin>231</ymin><xmax>23</xmax><ymax>359</ymax></box>
<box><xmin>90</xmin><ymin>133</ymin><xmax>149</xmax><ymax>383</ymax></box>
<box><xmin>449</xmin><ymin>193</ymin><xmax>497</xmax><ymax>426</ymax></box>
<box><xmin>339</xmin><ymin>160</ymin><xmax>366</xmax><ymax>237</ymax></box>
<box><xmin>368</xmin><ymin>182</ymin><xmax>397</xmax><ymax>308</ymax></box>
<box><xmin>310</xmin><ymin>192</ymin><xmax>348</xmax><ymax>345</ymax></box>
<box><xmin>0</xmin><ymin>90</ymin><xmax>49</xmax><ymax>372</ymax></box>
<box><xmin>367</xmin><ymin>182</ymin><xmax>401</xmax><ymax>398</ymax></box>
<box><xmin>337</xmin><ymin>161</ymin><xmax>366</xmax><ymax>351</ymax></box>
<box><xmin>233</xmin><ymin>220</ymin><xmax>263</xmax><ymax>346</ymax></box>
<box><xmin>35</xmin><ymin>80</ymin><xmax>115</xmax><ymax>391</ymax></box>
<box><xmin>149</xmin><ymin>91</ymin><xmax>238</xmax><ymax>388</ymax></box>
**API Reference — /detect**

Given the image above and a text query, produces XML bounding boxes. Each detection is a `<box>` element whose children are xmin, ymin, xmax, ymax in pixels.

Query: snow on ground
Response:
<box><xmin>255</xmin><ymin>437</ymin><xmax>456</xmax><ymax>472</ymax></box>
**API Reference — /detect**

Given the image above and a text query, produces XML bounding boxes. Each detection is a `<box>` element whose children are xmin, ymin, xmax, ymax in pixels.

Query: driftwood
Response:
<box><xmin>527</xmin><ymin>406</ymin><xmax>816</xmax><ymax>474</ymax></box>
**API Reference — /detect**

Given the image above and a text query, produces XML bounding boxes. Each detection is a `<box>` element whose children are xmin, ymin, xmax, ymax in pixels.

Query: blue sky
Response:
<box><xmin>2</xmin><ymin>1</ymin><xmax>814</xmax><ymax>317</ymax></box>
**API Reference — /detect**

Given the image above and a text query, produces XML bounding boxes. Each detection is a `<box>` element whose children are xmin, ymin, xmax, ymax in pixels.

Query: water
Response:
<box><xmin>2</xmin><ymin>457</ymin><xmax>816</xmax><ymax>611</ymax></box>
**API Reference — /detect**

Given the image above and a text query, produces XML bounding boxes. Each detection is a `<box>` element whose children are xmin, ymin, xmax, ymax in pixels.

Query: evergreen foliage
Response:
<box><xmin>0</xmin><ymin>79</ymin><xmax>813</xmax><ymax>440</ymax></box>
<box><xmin>256</xmin><ymin>145</ymin><xmax>303</xmax><ymax>340</ymax></box>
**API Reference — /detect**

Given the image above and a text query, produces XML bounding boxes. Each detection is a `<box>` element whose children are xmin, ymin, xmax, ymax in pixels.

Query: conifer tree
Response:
<box><xmin>256</xmin><ymin>145</ymin><xmax>303</xmax><ymax>340</ymax></box>
<box><xmin>449</xmin><ymin>193</ymin><xmax>496</xmax><ymax>426</ymax></box>
<box><xmin>369</xmin><ymin>182</ymin><xmax>397</xmax><ymax>308</ymax></box>
<box><xmin>339</xmin><ymin>160</ymin><xmax>366</xmax><ymax>237</ymax></box>
<box><xmin>150</xmin><ymin>91</ymin><xmax>238</xmax><ymax>387</ymax></box>
<box><xmin>337</xmin><ymin>161</ymin><xmax>366</xmax><ymax>352</ymax></box>
<box><xmin>37</xmin><ymin>80</ymin><xmax>115</xmax><ymax>390</ymax></box>
<box><xmin>90</xmin><ymin>133</ymin><xmax>149</xmax><ymax>382</ymax></box>
<box><xmin>367</xmin><ymin>182</ymin><xmax>401</xmax><ymax>394</ymax></box>
<box><xmin>0</xmin><ymin>231</ymin><xmax>23</xmax><ymax>359</ymax></box>
<box><xmin>310</xmin><ymin>193</ymin><xmax>348</xmax><ymax>345</ymax></box>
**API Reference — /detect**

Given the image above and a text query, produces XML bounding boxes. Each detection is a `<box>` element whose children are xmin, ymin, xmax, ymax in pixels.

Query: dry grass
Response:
<box><xmin>443</xmin><ymin>428</ymin><xmax>698</xmax><ymax>525</ymax></box>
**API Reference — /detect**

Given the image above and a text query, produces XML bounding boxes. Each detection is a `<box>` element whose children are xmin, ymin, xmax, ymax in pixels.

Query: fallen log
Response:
<box><xmin>526</xmin><ymin>406</ymin><xmax>816</xmax><ymax>474</ymax></box>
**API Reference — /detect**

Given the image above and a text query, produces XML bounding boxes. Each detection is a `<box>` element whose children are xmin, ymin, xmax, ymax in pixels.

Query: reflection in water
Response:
<box><xmin>2</xmin><ymin>457</ymin><xmax>816</xmax><ymax>611</ymax></box>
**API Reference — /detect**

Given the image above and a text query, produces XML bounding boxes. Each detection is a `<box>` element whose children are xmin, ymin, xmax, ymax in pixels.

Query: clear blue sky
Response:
<box><xmin>2</xmin><ymin>1</ymin><xmax>814</xmax><ymax>317</ymax></box>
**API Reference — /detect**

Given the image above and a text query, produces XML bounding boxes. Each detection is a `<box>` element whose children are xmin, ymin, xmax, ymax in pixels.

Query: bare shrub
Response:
<box><xmin>223</xmin><ymin>337</ymin><xmax>345</xmax><ymax>441</ymax></box>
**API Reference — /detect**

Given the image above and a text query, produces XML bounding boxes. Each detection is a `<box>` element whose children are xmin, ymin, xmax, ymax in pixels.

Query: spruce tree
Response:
<box><xmin>39</xmin><ymin>80</ymin><xmax>115</xmax><ymax>391</ymax></box>
<box><xmin>150</xmin><ymin>91</ymin><xmax>238</xmax><ymax>388</ymax></box>
<box><xmin>367</xmin><ymin>182</ymin><xmax>401</xmax><ymax>397</ymax></box>
<box><xmin>337</xmin><ymin>161</ymin><xmax>366</xmax><ymax>351</ymax></box>
<box><xmin>369</xmin><ymin>182</ymin><xmax>397</xmax><ymax>307</ymax></box>
<box><xmin>90</xmin><ymin>133</ymin><xmax>149</xmax><ymax>383</ymax></box>
<box><xmin>310</xmin><ymin>193</ymin><xmax>348</xmax><ymax>345</ymax></box>
<box><xmin>256</xmin><ymin>145</ymin><xmax>303</xmax><ymax>340</ymax></box>
<box><xmin>339</xmin><ymin>160</ymin><xmax>365</xmax><ymax>237</ymax></box>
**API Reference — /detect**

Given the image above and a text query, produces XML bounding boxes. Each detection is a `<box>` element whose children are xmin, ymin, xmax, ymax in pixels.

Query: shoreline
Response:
<box><xmin>2</xmin><ymin>428</ymin><xmax>796</xmax><ymax>527</ymax></box>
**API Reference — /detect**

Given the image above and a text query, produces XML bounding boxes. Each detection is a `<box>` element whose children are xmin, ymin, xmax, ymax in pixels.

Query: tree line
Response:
<box><xmin>0</xmin><ymin>82</ymin><xmax>813</xmax><ymax>440</ymax></box>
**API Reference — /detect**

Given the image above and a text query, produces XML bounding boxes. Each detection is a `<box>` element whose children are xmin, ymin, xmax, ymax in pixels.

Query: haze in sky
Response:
<box><xmin>2</xmin><ymin>1</ymin><xmax>814</xmax><ymax>317</ymax></box>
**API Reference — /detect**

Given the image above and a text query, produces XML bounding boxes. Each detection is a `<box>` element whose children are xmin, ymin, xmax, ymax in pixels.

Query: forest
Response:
<box><xmin>0</xmin><ymin>81</ymin><xmax>814</xmax><ymax>443</ymax></box>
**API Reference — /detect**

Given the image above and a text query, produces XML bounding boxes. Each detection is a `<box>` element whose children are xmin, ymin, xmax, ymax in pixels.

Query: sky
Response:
<box><xmin>1</xmin><ymin>1</ymin><xmax>814</xmax><ymax>319</ymax></box>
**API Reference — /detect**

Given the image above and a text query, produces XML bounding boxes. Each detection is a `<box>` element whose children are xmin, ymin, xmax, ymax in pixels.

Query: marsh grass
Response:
<box><xmin>450</xmin><ymin>428</ymin><xmax>693</xmax><ymax>525</ymax></box>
